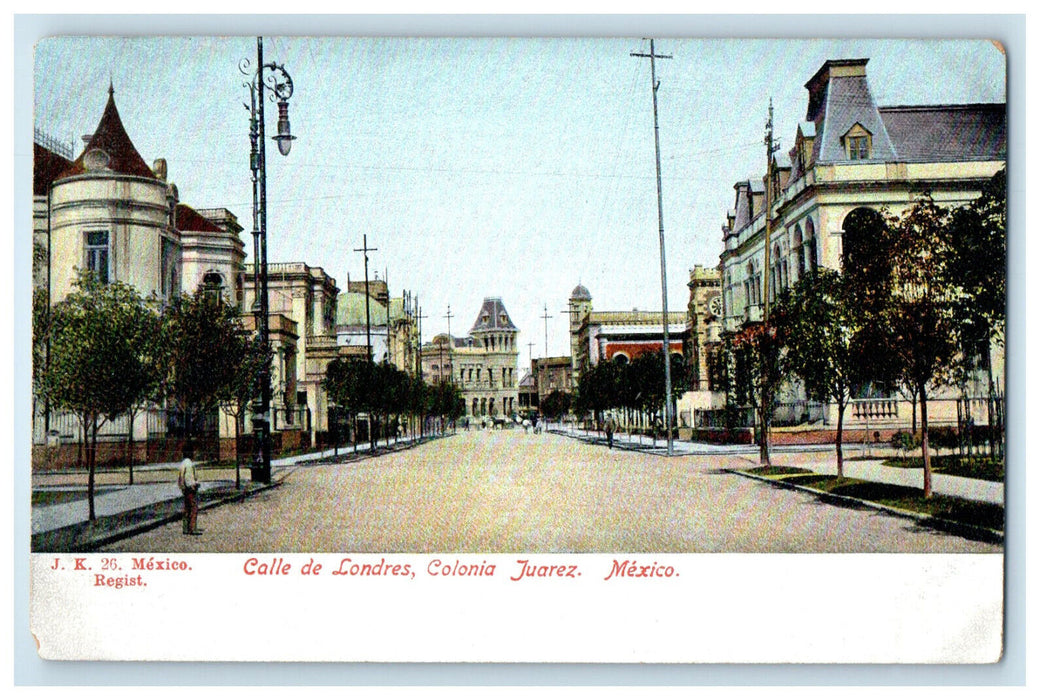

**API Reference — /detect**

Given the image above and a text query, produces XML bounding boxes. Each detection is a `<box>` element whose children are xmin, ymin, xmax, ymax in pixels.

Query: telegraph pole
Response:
<box><xmin>763</xmin><ymin>98</ymin><xmax>778</xmax><ymax>323</ymax></box>
<box><xmin>354</xmin><ymin>235</ymin><xmax>377</xmax><ymax>361</ymax></box>
<box><xmin>632</xmin><ymin>38</ymin><xmax>675</xmax><ymax>457</ymax></box>
<box><xmin>541</xmin><ymin>304</ymin><xmax>552</xmax><ymax>358</ymax></box>
<box><xmin>384</xmin><ymin>268</ymin><xmax>391</xmax><ymax>364</ymax></box>
<box><xmin>445</xmin><ymin>305</ymin><xmax>454</xmax><ymax>385</ymax></box>
<box><xmin>415</xmin><ymin>302</ymin><xmax>428</xmax><ymax>437</ymax></box>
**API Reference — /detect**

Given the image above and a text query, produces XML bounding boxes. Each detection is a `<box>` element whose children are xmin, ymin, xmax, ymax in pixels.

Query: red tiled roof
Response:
<box><xmin>59</xmin><ymin>85</ymin><xmax>156</xmax><ymax>180</ymax></box>
<box><xmin>33</xmin><ymin>143</ymin><xmax>72</xmax><ymax>196</ymax></box>
<box><xmin>175</xmin><ymin>203</ymin><xmax>224</xmax><ymax>233</ymax></box>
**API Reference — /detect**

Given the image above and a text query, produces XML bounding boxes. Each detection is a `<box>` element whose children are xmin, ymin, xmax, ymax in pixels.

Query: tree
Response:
<box><xmin>575</xmin><ymin>360</ymin><xmax>624</xmax><ymax>424</ymax></box>
<box><xmin>324</xmin><ymin>358</ymin><xmax>372</xmax><ymax>453</ymax></box>
<box><xmin>429</xmin><ymin>380</ymin><xmax>464</xmax><ymax>433</ymax></box>
<box><xmin>946</xmin><ymin>167</ymin><xmax>1006</xmax><ymax>389</ymax></box>
<box><xmin>730</xmin><ymin>316</ymin><xmax>787</xmax><ymax>467</ymax></box>
<box><xmin>162</xmin><ymin>290</ymin><xmax>248</xmax><ymax>458</ymax></box>
<box><xmin>881</xmin><ymin>194</ymin><xmax>962</xmax><ymax>498</ymax></box>
<box><xmin>540</xmin><ymin>389</ymin><xmax>572</xmax><ymax>420</ymax></box>
<box><xmin>120</xmin><ymin>297</ymin><xmax>163</xmax><ymax>485</ymax></box>
<box><xmin>42</xmin><ymin>273</ymin><xmax>159</xmax><ymax>520</ymax></box>
<box><xmin>219</xmin><ymin>334</ymin><xmax>271</xmax><ymax>489</ymax></box>
<box><xmin>779</xmin><ymin>268</ymin><xmax>858</xmax><ymax>477</ymax></box>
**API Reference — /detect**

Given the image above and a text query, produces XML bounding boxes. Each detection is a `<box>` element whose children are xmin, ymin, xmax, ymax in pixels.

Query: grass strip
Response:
<box><xmin>774</xmin><ymin>473</ymin><xmax>1003</xmax><ymax>531</ymax></box>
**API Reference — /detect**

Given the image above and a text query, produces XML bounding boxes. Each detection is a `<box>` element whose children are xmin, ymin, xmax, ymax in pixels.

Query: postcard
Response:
<box><xmin>26</xmin><ymin>32</ymin><xmax>1009</xmax><ymax>665</ymax></box>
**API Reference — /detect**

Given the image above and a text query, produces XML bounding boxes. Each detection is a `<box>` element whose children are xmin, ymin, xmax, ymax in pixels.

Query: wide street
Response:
<box><xmin>102</xmin><ymin>429</ymin><xmax>1000</xmax><ymax>554</ymax></box>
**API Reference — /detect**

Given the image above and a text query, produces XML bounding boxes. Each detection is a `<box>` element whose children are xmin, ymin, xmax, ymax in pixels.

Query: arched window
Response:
<box><xmin>842</xmin><ymin>207</ymin><xmax>890</xmax><ymax>291</ymax></box>
<box><xmin>793</xmin><ymin>226</ymin><xmax>805</xmax><ymax>277</ymax></box>
<box><xmin>804</xmin><ymin>218</ymin><xmax>817</xmax><ymax>270</ymax></box>
<box><xmin>771</xmin><ymin>245</ymin><xmax>782</xmax><ymax>299</ymax></box>
<box><xmin>745</xmin><ymin>261</ymin><xmax>755</xmax><ymax>307</ymax></box>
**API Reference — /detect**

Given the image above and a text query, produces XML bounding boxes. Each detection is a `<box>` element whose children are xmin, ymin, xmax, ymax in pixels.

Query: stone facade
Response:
<box><xmin>245</xmin><ymin>262</ymin><xmax>339</xmax><ymax>445</ymax></box>
<box><xmin>567</xmin><ymin>284</ymin><xmax>687</xmax><ymax>376</ymax></box>
<box><xmin>422</xmin><ymin>298</ymin><xmax>520</xmax><ymax>420</ymax></box>
<box><xmin>718</xmin><ymin>57</ymin><xmax>1006</xmax><ymax>432</ymax></box>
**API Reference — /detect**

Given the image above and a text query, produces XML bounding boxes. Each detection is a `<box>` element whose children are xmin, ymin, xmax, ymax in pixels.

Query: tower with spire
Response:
<box><xmin>47</xmin><ymin>84</ymin><xmax>181</xmax><ymax>304</ymax></box>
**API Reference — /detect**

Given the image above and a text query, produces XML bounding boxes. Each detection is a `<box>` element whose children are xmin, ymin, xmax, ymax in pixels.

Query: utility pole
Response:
<box><xmin>632</xmin><ymin>38</ymin><xmax>675</xmax><ymax>457</ymax></box>
<box><xmin>763</xmin><ymin>98</ymin><xmax>778</xmax><ymax>323</ymax></box>
<box><xmin>415</xmin><ymin>301</ymin><xmax>428</xmax><ymax>379</ymax></box>
<box><xmin>415</xmin><ymin>301</ymin><xmax>428</xmax><ymax>437</ymax></box>
<box><xmin>354</xmin><ymin>235</ymin><xmax>377</xmax><ymax>362</ymax></box>
<box><xmin>384</xmin><ymin>268</ymin><xmax>391</xmax><ymax>365</ymax></box>
<box><xmin>541</xmin><ymin>304</ymin><xmax>552</xmax><ymax>358</ymax></box>
<box><xmin>445</xmin><ymin>305</ymin><xmax>454</xmax><ymax>385</ymax></box>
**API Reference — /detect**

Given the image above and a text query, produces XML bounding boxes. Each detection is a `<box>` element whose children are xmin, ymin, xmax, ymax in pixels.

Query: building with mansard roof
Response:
<box><xmin>421</xmin><ymin>297</ymin><xmax>521</xmax><ymax>421</ymax></box>
<box><xmin>717</xmin><ymin>57</ymin><xmax>1005</xmax><ymax>434</ymax></box>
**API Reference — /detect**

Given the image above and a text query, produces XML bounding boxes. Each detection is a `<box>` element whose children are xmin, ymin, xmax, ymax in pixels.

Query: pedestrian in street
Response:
<box><xmin>603</xmin><ymin>416</ymin><xmax>617</xmax><ymax>450</ymax></box>
<box><xmin>178</xmin><ymin>445</ymin><xmax>202</xmax><ymax>536</ymax></box>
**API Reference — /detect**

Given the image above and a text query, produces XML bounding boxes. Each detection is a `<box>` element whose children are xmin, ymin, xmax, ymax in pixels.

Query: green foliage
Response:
<box><xmin>574</xmin><ymin>351</ymin><xmax>686</xmax><ymax>421</ymax></box>
<box><xmin>779</xmin><ymin>268</ymin><xmax>856</xmax><ymax>406</ymax></box>
<box><xmin>162</xmin><ymin>289</ymin><xmax>250</xmax><ymax>434</ymax></box>
<box><xmin>219</xmin><ymin>334</ymin><xmax>271</xmax><ymax>418</ymax></box>
<box><xmin>945</xmin><ymin>167</ymin><xmax>1006</xmax><ymax>382</ymax></box>
<box><xmin>41</xmin><ymin>272</ymin><xmax>161</xmax><ymax>519</ymax></box>
<box><xmin>540</xmin><ymin>389</ymin><xmax>572</xmax><ymax>419</ymax></box>
<box><xmin>44</xmin><ymin>272</ymin><xmax>160</xmax><ymax>425</ymax></box>
<box><xmin>729</xmin><ymin>315</ymin><xmax>788</xmax><ymax>465</ymax></box>
<box><xmin>890</xmin><ymin>431</ymin><xmax>918</xmax><ymax>452</ymax></box>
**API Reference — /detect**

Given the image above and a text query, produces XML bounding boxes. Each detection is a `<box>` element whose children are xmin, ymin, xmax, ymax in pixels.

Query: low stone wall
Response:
<box><xmin>31</xmin><ymin>437</ymin><xmax>206</xmax><ymax>471</ymax></box>
<box><xmin>688</xmin><ymin>427</ymin><xmax>891</xmax><ymax>446</ymax></box>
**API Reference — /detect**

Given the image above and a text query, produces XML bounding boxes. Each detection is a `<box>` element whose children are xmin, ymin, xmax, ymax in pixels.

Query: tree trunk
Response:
<box><xmin>758</xmin><ymin>402</ymin><xmax>772</xmax><ymax>467</ymax></box>
<box><xmin>234</xmin><ymin>411</ymin><xmax>242</xmax><ymax>490</ymax></box>
<box><xmin>87</xmin><ymin>416</ymin><xmax>97</xmax><ymax>522</ymax></box>
<box><xmin>835</xmin><ymin>398</ymin><xmax>845</xmax><ymax>479</ymax></box>
<box><xmin>920</xmin><ymin>384</ymin><xmax>932</xmax><ymax>498</ymax></box>
<box><xmin>126</xmin><ymin>409</ymin><xmax>136</xmax><ymax>486</ymax></box>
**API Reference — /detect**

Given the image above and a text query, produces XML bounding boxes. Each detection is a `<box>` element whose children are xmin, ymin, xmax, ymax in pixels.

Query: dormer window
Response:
<box><xmin>843</xmin><ymin>123</ymin><xmax>872</xmax><ymax>161</ymax></box>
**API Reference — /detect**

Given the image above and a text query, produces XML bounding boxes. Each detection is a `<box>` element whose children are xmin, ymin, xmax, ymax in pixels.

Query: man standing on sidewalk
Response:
<box><xmin>178</xmin><ymin>446</ymin><xmax>202</xmax><ymax>536</ymax></box>
<box><xmin>603</xmin><ymin>416</ymin><xmax>617</xmax><ymax>450</ymax></box>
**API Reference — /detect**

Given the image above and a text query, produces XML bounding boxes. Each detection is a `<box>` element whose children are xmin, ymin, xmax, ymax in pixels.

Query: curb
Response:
<box><xmin>31</xmin><ymin>479</ymin><xmax>284</xmax><ymax>553</ymax></box>
<box><xmin>31</xmin><ymin>435</ymin><xmax>442</xmax><ymax>552</ymax></box>
<box><xmin>726</xmin><ymin>468</ymin><xmax>1004</xmax><ymax>545</ymax></box>
<box><xmin>548</xmin><ymin>429</ymin><xmax>677</xmax><ymax>456</ymax></box>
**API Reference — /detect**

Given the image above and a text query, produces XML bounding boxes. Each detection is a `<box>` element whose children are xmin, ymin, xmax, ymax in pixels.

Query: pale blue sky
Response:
<box><xmin>32</xmin><ymin>32</ymin><xmax>1006</xmax><ymax>367</ymax></box>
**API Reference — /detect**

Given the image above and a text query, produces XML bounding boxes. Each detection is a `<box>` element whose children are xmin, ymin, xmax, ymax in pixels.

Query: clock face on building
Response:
<box><xmin>707</xmin><ymin>295</ymin><xmax>723</xmax><ymax>317</ymax></box>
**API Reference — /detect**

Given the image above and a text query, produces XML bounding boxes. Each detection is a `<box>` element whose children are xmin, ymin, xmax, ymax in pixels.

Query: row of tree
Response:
<box><xmin>574</xmin><ymin>351</ymin><xmax>689</xmax><ymax>430</ymax></box>
<box><xmin>323</xmin><ymin>357</ymin><xmax>464</xmax><ymax>453</ymax></box>
<box><xmin>725</xmin><ymin>168</ymin><xmax>1005</xmax><ymax>497</ymax></box>
<box><xmin>33</xmin><ymin>273</ymin><xmax>269</xmax><ymax>519</ymax></box>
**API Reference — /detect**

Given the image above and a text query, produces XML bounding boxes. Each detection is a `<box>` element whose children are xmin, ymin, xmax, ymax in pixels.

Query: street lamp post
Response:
<box><xmin>242</xmin><ymin>37</ymin><xmax>296</xmax><ymax>484</ymax></box>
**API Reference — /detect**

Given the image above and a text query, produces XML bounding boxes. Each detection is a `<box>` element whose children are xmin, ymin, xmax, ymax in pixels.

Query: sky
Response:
<box><xmin>31</xmin><ymin>29</ymin><xmax>1006</xmax><ymax>369</ymax></box>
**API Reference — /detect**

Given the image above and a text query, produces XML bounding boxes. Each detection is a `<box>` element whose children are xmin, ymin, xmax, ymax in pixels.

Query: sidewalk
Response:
<box><xmin>30</xmin><ymin>433</ymin><xmax>442</xmax><ymax>552</ymax></box>
<box><xmin>549</xmin><ymin>425</ymin><xmax>1003</xmax><ymax>505</ymax></box>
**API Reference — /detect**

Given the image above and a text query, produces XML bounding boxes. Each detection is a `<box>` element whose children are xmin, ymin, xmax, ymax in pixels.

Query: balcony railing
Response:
<box><xmin>851</xmin><ymin>399</ymin><xmax>899</xmax><ymax>421</ymax></box>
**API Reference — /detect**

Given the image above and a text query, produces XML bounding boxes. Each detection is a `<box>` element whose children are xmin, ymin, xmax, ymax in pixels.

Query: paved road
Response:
<box><xmin>102</xmin><ymin>430</ymin><xmax>1001</xmax><ymax>553</ymax></box>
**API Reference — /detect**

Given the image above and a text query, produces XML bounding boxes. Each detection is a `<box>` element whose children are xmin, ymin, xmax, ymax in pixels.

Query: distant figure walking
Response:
<box><xmin>603</xmin><ymin>417</ymin><xmax>617</xmax><ymax>450</ymax></box>
<box><xmin>178</xmin><ymin>446</ymin><xmax>202</xmax><ymax>536</ymax></box>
